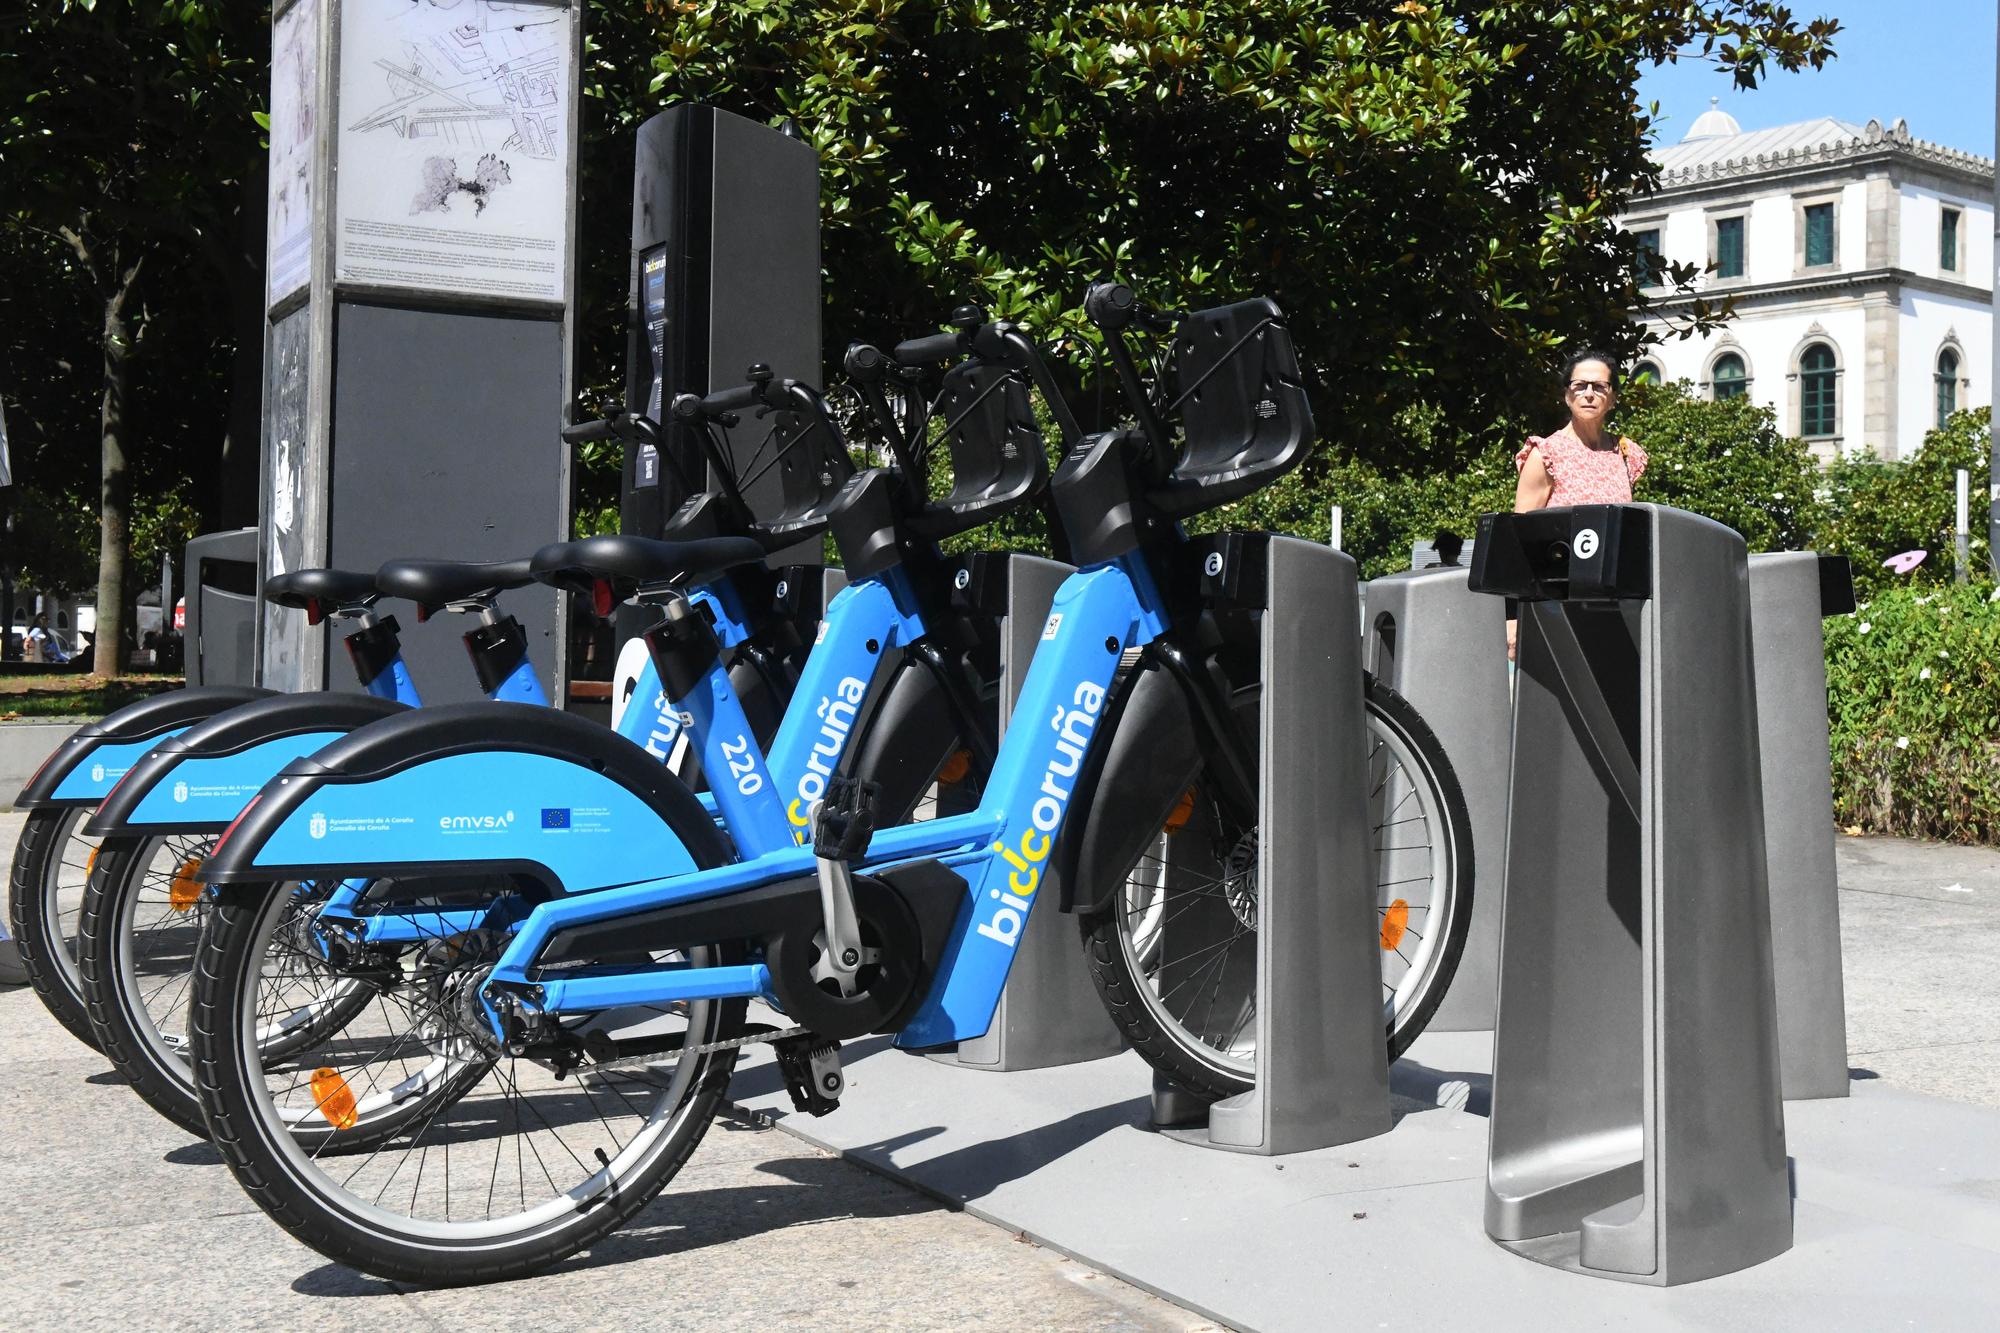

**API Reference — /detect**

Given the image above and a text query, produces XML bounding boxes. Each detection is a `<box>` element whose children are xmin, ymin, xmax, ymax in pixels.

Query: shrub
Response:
<box><xmin>1617</xmin><ymin>382</ymin><xmax>1824</xmax><ymax>553</ymax></box>
<box><xmin>1824</xmin><ymin>583</ymin><xmax>2000</xmax><ymax>844</ymax></box>
<box><xmin>1818</xmin><ymin>408</ymin><xmax>1991</xmax><ymax>600</ymax></box>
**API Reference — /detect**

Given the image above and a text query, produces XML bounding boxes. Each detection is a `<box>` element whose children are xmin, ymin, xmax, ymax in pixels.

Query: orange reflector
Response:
<box><xmin>937</xmin><ymin>749</ymin><xmax>972</xmax><ymax>785</ymax></box>
<box><xmin>311</xmin><ymin>1067</ymin><xmax>359</xmax><ymax>1130</ymax></box>
<box><xmin>86</xmin><ymin>847</ymin><xmax>99</xmax><ymax>878</ymax></box>
<box><xmin>1381</xmin><ymin>899</ymin><xmax>1410</xmax><ymax>951</ymax></box>
<box><xmin>1163</xmin><ymin>787</ymin><xmax>1197</xmax><ymax>834</ymax></box>
<box><xmin>168</xmin><ymin>857</ymin><xmax>205</xmax><ymax>913</ymax></box>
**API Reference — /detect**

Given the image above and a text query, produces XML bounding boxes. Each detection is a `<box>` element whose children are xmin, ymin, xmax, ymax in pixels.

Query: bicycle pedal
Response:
<box><xmin>813</xmin><ymin>777</ymin><xmax>880</xmax><ymax>862</ymax></box>
<box><xmin>774</xmin><ymin>1035</ymin><xmax>844</xmax><ymax>1116</ymax></box>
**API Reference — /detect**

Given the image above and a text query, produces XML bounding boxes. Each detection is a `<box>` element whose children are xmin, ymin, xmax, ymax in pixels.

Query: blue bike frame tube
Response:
<box><xmin>480</xmin><ymin>555</ymin><xmax>1168</xmax><ymax>1045</ymax></box>
<box><xmin>767</xmin><ymin>569</ymin><xmax>927</xmax><ymax>844</ymax></box>
<box><xmin>676</xmin><ymin>649</ymin><xmax>791</xmax><ymax>859</ymax></box>
<box><xmin>488</xmin><ymin>656</ymin><xmax>548</xmax><ymax>706</ymax></box>
<box><xmin>302</xmin><ymin>572</ymin><xmax>924</xmax><ymax>933</ymax></box>
<box><xmin>362</xmin><ymin>657</ymin><xmax>422</xmax><ymax>707</ymax></box>
<box><xmin>612</xmin><ymin>654</ymin><xmax>683</xmax><ymax>759</ymax></box>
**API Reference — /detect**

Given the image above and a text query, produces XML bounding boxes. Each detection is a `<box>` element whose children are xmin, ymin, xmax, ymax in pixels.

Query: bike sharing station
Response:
<box><xmin>14</xmin><ymin>9</ymin><xmax>2000</xmax><ymax>1326</ymax></box>
<box><xmin>723</xmin><ymin>513</ymin><xmax>2000</xmax><ymax>1331</ymax></box>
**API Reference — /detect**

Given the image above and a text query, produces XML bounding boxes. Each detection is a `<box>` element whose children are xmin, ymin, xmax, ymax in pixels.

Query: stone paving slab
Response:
<box><xmin>9</xmin><ymin>804</ymin><xmax>2000</xmax><ymax>1330</ymax></box>
<box><xmin>731</xmin><ymin>1034</ymin><xmax>2000</xmax><ymax>1333</ymax></box>
<box><xmin>0</xmin><ymin>977</ymin><xmax>1211</xmax><ymax>1332</ymax></box>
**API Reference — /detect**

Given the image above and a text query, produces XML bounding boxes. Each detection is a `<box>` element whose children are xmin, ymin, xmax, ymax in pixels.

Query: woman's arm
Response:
<box><xmin>1514</xmin><ymin>445</ymin><xmax>1553</xmax><ymax>512</ymax></box>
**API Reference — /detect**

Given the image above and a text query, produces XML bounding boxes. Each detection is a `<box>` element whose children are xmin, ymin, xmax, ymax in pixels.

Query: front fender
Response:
<box><xmin>1050</xmin><ymin>654</ymin><xmax>1204</xmax><ymax>916</ymax></box>
<box><xmin>87</xmin><ymin>692</ymin><xmax>409</xmax><ymax>836</ymax></box>
<box><xmin>14</xmin><ymin>685</ymin><xmax>275</xmax><ymax>809</ymax></box>
<box><xmin>203</xmin><ymin>702</ymin><xmax>728</xmax><ymax>893</ymax></box>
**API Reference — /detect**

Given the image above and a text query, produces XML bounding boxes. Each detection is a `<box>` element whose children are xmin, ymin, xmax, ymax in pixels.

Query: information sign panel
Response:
<box><xmin>267</xmin><ymin>0</ymin><xmax>320</xmax><ymax>305</ymax></box>
<box><xmin>332</xmin><ymin>0</ymin><xmax>574</xmax><ymax>303</ymax></box>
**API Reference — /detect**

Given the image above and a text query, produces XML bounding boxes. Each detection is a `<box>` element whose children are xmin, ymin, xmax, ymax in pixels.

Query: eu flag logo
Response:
<box><xmin>541</xmin><ymin>808</ymin><xmax>571</xmax><ymax>829</ymax></box>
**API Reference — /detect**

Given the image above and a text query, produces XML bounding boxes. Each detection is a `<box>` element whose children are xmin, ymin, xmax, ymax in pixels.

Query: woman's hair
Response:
<box><xmin>1559</xmin><ymin>348</ymin><xmax>1622</xmax><ymax>390</ymax></box>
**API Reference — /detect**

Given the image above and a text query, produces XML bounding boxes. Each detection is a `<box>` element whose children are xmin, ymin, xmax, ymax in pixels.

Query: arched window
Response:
<box><xmin>1711</xmin><ymin>353</ymin><xmax>1748</xmax><ymax>401</ymax></box>
<box><xmin>1936</xmin><ymin>348</ymin><xmax>1961</xmax><ymax>428</ymax></box>
<box><xmin>1632</xmin><ymin>361</ymin><xmax>1661</xmax><ymax>386</ymax></box>
<box><xmin>1800</xmin><ymin>343</ymin><xmax>1838</xmax><ymax>437</ymax></box>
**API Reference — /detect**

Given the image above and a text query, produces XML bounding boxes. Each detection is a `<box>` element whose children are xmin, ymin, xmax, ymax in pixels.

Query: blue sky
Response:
<box><xmin>1635</xmin><ymin>1</ymin><xmax>1996</xmax><ymax>158</ymax></box>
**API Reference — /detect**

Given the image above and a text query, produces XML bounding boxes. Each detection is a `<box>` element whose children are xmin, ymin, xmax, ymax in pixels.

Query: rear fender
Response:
<box><xmin>14</xmin><ymin>685</ymin><xmax>275</xmax><ymax>809</ymax></box>
<box><xmin>1050</xmin><ymin>654</ymin><xmax>1204</xmax><ymax>916</ymax></box>
<box><xmin>87</xmin><ymin>692</ymin><xmax>409</xmax><ymax>836</ymax></box>
<box><xmin>201</xmin><ymin>702</ymin><xmax>728</xmax><ymax>893</ymax></box>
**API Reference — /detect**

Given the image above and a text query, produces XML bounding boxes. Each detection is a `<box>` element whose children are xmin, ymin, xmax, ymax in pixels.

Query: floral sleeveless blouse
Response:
<box><xmin>1514</xmin><ymin>425</ymin><xmax>1647</xmax><ymax>506</ymax></box>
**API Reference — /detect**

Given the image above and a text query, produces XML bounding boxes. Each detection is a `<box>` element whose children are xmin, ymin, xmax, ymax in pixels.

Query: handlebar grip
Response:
<box><xmin>893</xmin><ymin>330</ymin><xmax>967</xmax><ymax>366</ymax></box>
<box><xmin>561</xmin><ymin>419</ymin><xmax>619</xmax><ymax>444</ymax></box>
<box><xmin>1084</xmin><ymin>281</ymin><xmax>1137</xmax><ymax>331</ymax></box>
<box><xmin>844</xmin><ymin>342</ymin><xmax>889</xmax><ymax>383</ymax></box>
<box><xmin>673</xmin><ymin>383</ymin><xmax>764</xmax><ymax>422</ymax></box>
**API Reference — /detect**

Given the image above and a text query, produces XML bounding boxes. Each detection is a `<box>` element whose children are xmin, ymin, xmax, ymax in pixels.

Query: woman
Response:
<box><xmin>1507</xmin><ymin>350</ymin><xmax>1648</xmax><ymax>660</ymax></box>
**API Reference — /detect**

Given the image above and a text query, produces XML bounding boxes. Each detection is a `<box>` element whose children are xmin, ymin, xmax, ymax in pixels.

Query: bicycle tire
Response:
<box><xmin>80</xmin><ymin>835</ymin><xmax>379</xmax><ymax>1136</ymax></box>
<box><xmin>1079</xmin><ymin>675</ymin><xmax>1474</xmax><ymax>1098</ymax></box>
<box><xmin>191</xmin><ymin>833</ymin><xmax>742</xmax><ymax>1284</ymax></box>
<box><xmin>7</xmin><ymin>807</ymin><xmax>103</xmax><ymax>1049</ymax></box>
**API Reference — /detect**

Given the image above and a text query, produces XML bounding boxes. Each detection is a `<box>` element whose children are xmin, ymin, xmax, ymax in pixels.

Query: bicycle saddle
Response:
<box><xmin>264</xmin><ymin>568</ymin><xmax>381</xmax><ymax>611</ymax></box>
<box><xmin>529</xmin><ymin>534</ymin><xmax>767</xmax><ymax>601</ymax></box>
<box><xmin>374</xmin><ymin>558</ymin><xmax>538</xmax><ymax>613</ymax></box>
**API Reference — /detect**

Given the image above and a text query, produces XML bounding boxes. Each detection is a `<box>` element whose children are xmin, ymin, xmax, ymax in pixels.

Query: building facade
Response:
<box><xmin>1622</xmin><ymin>105</ymin><xmax>1993</xmax><ymax>460</ymax></box>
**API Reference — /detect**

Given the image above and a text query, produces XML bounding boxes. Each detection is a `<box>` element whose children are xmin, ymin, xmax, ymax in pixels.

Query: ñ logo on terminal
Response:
<box><xmin>1574</xmin><ymin>528</ymin><xmax>1601</xmax><ymax>560</ymax></box>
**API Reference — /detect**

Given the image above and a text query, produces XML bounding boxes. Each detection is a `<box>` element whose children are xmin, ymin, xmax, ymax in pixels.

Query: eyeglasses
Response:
<box><xmin>1567</xmin><ymin>380</ymin><xmax>1614</xmax><ymax>397</ymax></box>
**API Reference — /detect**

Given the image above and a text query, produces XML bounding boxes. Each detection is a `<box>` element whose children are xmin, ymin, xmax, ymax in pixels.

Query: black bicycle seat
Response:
<box><xmin>264</xmin><ymin>568</ymin><xmax>381</xmax><ymax>611</ymax></box>
<box><xmin>529</xmin><ymin>534</ymin><xmax>767</xmax><ymax>600</ymax></box>
<box><xmin>374</xmin><ymin>558</ymin><xmax>538</xmax><ymax>612</ymax></box>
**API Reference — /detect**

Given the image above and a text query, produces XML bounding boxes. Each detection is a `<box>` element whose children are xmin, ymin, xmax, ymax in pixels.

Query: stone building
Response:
<box><xmin>1621</xmin><ymin>102</ymin><xmax>1993</xmax><ymax>460</ymax></box>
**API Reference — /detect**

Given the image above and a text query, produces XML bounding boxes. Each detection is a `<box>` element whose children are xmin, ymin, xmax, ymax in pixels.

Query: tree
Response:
<box><xmin>0</xmin><ymin>1</ymin><xmax>268</xmax><ymax>675</ymax></box>
<box><xmin>586</xmin><ymin>1</ymin><xmax>1835</xmax><ymax>466</ymax></box>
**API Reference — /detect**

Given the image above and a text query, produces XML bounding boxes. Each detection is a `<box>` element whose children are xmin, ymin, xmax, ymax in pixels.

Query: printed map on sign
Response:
<box><xmin>335</xmin><ymin>0</ymin><xmax>572</xmax><ymax>302</ymax></box>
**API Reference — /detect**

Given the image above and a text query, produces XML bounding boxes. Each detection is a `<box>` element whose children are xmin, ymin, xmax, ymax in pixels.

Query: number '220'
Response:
<box><xmin>720</xmin><ymin>736</ymin><xmax>763</xmax><ymax>795</ymax></box>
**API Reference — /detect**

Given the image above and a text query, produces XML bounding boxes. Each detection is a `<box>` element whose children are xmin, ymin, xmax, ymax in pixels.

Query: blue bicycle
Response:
<box><xmin>66</xmin><ymin>381</ymin><xmax>868</xmax><ymax>1135</ymax></box>
<box><xmin>186</xmin><ymin>287</ymin><xmax>1469</xmax><ymax>1284</ymax></box>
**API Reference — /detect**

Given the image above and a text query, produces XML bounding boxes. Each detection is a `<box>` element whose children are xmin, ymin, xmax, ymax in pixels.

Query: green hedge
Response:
<box><xmin>1825</xmin><ymin>584</ymin><xmax>2000</xmax><ymax>844</ymax></box>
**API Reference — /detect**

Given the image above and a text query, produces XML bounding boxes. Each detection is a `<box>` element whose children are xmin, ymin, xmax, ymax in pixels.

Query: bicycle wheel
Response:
<box><xmin>80</xmin><ymin>835</ymin><xmax>376</xmax><ymax>1135</ymax></box>
<box><xmin>192</xmin><ymin>871</ymin><xmax>742</xmax><ymax>1284</ymax></box>
<box><xmin>7</xmin><ymin>807</ymin><xmax>104</xmax><ymax>1048</ymax></box>
<box><xmin>1080</xmin><ymin>676</ymin><xmax>1473</xmax><ymax>1098</ymax></box>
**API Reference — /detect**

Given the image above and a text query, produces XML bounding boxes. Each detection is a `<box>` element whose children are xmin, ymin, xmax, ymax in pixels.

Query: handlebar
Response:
<box><xmin>843</xmin><ymin>342</ymin><xmax>890</xmax><ymax>384</ymax></box>
<box><xmin>561</xmin><ymin>412</ymin><xmax>662</xmax><ymax>446</ymax></box>
<box><xmin>1084</xmin><ymin>281</ymin><xmax>1179</xmax><ymax>336</ymax></box>
<box><xmin>892</xmin><ymin>303</ymin><xmax>987</xmax><ymax>367</ymax></box>
<box><xmin>560</xmin><ymin>419</ymin><xmax>618</xmax><ymax>444</ymax></box>
<box><xmin>1083</xmin><ymin>279</ymin><xmax>1176</xmax><ymax>476</ymax></box>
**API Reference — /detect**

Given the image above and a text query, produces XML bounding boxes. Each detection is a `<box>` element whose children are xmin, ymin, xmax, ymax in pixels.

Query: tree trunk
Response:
<box><xmin>93</xmin><ymin>251</ymin><xmax>142</xmax><ymax>678</ymax></box>
<box><xmin>217</xmin><ymin>158</ymin><xmax>267</xmax><ymax>531</ymax></box>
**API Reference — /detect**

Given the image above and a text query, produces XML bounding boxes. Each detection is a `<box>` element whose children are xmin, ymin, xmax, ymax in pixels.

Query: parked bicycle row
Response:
<box><xmin>6</xmin><ymin>280</ymin><xmax>1480</xmax><ymax>1284</ymax></box>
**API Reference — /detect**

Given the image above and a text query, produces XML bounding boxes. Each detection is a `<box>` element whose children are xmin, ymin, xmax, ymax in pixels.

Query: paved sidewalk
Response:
<box><xmin>0</xmin><ymin>809</ymin><xmax>1210</xmax><ymax>1332</ymax></box>
<box><xmin>1834</xmin><ymin>833</ymin><xmax>2000</xmax><ymax>1109</ymax></box>
<box><xmin>7</xmin><ymin>799</ymin><xmax>2000</xmax><ymax>1327</ymax></box>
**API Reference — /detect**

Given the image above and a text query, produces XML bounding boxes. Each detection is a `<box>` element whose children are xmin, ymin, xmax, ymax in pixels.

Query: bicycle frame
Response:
<box><xmin>466</xmin><ymin>551</ymin><xmax>1167</xmax><ymax>1048</ymax></box>
<box><xmin>296</xmin><ymin>565</ymin><xmax>930</xmax><ymax>930</ymax></box>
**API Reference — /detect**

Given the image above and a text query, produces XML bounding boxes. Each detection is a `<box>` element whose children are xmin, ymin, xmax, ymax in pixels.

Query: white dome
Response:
<box><xmin>1683</xmin><ymin>97</ymin><xmax>1742</xmax><ymax>141</ymax></box>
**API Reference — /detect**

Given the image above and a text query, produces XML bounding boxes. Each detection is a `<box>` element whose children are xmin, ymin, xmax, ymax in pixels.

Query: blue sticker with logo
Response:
<box><xmin>127</xmin><ymin>732</ymin><xmax>346</xmax><ymax>826</ymax></box>
<box><xmin>50</xmin><ymin>729</ymin><xmax>193</xmax><ymax>801</ymax></box>
<box><xmin>249</xmin><ymin>751</ymin><xmax>700</xmax><ymax>891</ymax></box>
